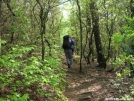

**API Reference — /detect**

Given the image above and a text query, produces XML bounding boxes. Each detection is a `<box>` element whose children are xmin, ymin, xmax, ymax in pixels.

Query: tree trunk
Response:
<box><xmin>36</xmin><ymin>0</ymin><xmax>50</xmax><ymax>61</ymax></box>
<box><xmin>87</xmin><ymin>32</ymin><xmax>94</xmax><ymax>64</ymax></box>
<box><xmin>4</xmin><ymin>1</ymin><xmax>16</xmax><ymax>43</ymax></box>
<box><xmin>90</xmin><ymin>1</ymin><xmax>106</xmax><ymax>68</ymax></box>
<box><xmin>83</xmin><ymin>11</ymin><xmax>92</xmax><ymax>64</ymax></box>
<box><xmin>76</xmin><ymin>0</ymin><xmax>83</xmax><ymax>73</ymax></box>
<box><xmin>129</xmin><ymin>0</ymin><xmax>134</xmax><ymax>77</ymax></box>
<box><xmin>130</xmin><ymin>0</ymin><xmax>134</xmax><ymax>17</ymax></box>
<box><xmin>0</xmin><ymin>0</ymin><xmax>2</xmax><ymax>56</ymax></box>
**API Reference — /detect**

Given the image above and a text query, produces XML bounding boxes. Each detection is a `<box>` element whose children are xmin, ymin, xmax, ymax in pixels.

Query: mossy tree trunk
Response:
<box><xmin>90</xmin><ymin>1</ymin><xmax>106</xmax><ymax>68</ymax></box>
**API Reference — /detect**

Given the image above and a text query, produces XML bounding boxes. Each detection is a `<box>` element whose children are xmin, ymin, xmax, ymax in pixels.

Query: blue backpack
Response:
<box><xmin>71</xmin><ymin>39</ymin><xmax>74</xmax><ymax>52</ymax></box>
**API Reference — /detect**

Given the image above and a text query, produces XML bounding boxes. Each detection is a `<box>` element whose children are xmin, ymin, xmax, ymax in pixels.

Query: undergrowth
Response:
<box><xmin>0</xmin><ymin>44</ymin><xmax>67</xmax><ymax>101</ymax></box>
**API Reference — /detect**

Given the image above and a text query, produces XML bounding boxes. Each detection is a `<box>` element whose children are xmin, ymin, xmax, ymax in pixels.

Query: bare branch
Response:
<box><xmin>4</xmin><ymin>1</ymin><xmax>16</xmax><ymax>16</ymax></box>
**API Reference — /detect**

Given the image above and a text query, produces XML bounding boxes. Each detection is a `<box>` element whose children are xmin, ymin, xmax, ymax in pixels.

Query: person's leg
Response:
<box><xmin>64</xmin><ymin>49</ymin><xmax>71</xmax><ymax>68</ymax></box>
<box><xmin>68</xmin><ymin>49</ymin><xmax>73</xmax><ymax>68</ymax></box>
<box><xmin>130</xmin><ymin>63</ymin><xmax>134</xmax><ymax>77</ymax></box>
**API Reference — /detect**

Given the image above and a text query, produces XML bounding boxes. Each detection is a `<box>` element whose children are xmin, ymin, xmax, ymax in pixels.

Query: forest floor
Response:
<box><xmin>62</xmin><ymin>55</ymin><xmax>134</xmax><ymax>101</ymax></box>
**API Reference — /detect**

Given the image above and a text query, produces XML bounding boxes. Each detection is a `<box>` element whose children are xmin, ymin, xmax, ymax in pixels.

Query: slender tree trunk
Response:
<box><xmin>104</xmin><ymin>2</ymin><xmax>116</xmax><ymax>61</ymax></box>
<box><xmin>130</xmin><ymin>0</ymin><xmax>134</xmax><ymax>77</ymax></box>
<box><xmin>36</xmin><ymin>0</ymin><xmax>50</xmax><ymax>61</ymax></box>
<box><xmin>0</xmin><ymin>0</ymin><xmax>2</xmax><ymax>56</ymax></box>
<box><xmin>83</xmin><ymin>21</ymin><xmax>89</xmax><ymax>63</ymax></box>
<box><xmin>41</xmin><ymin>31</ymin><xmax>45</xmax><ymax>61</ymax></box>
<box><xmin>76</xmin><ymin>0</ymin><xmax>83</xmax><ymax>73</ymax></box>
<box><xmin>86</xmin><ymin>16</ymin><xmax>94</xmax><ymax>64</ymax></box>
<box><xmin>106</xmin><ymin>18</ymin><xmax>114</xmax><ymax>61</ymax></box>
<box><xmin>83</xmin><ymin>12</ymin><xmax>92</xmax><ymax>64</ymax></box>
<box><xmin>40</xmin><ymin>15</ymin><xmax>47</xmax><ymax>61</ymax></box>
<box><xmin>87</xmin><ymin>32</ymin><xmax>94</xmax><ymax>64</ymax></box>
<box><xmin>4</xmin><ymin>1</ymin><xmax>16</xmax><ymax>43</ymax></box>
<box><xmin>130</xmin><ymin>0</ymin><xmax>134</xmax><ymax>17</ymax></box>
<box><xmin>90</xmin><ymin>1</ymin><xmax>106</xmax><ymax>68</ymax></box>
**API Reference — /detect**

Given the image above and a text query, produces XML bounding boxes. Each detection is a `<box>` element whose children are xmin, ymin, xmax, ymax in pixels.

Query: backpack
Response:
<box><xmin>62</xmin><ymin>35</ymin><xmax>71</xmax><ymax>49</ymax></box>
<box><xmin>71</xmin><ymin>39</ymin><xmax>75</xmax><ymax>52</ymax></box>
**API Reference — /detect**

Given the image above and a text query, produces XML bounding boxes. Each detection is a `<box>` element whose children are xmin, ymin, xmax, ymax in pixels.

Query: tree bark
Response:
<box><xmin>90</xmin><ymin>1</ymin><xmax>106</xmax><ymax>68</ymax></box>
<box><xmin>4</xmin><ymin>0</ymin><xmax>16</xmax><ymax>43</ymax></box>
<box><xmin>129</xmin><ymin>0</ymin><xmax>134</xmax><ymax>77</ymax></box>
<box><xmin>130</xmin><ymin>0</ymin><xmax>134</xmax><ymax>17</ymax></box>
<box><xmin>0</xmin><ymin>0</ymin><xmax>2</xmax><ymax>56</ymax></box>
<box><xmin>36</xmin><ymin>0</ymin><xmax>50</xmax><ymax>61</ymax></box>
<box><xmin>76</xmin><ymin>0</ymin><xmax>83</xmax><ymax>73</ymax></box>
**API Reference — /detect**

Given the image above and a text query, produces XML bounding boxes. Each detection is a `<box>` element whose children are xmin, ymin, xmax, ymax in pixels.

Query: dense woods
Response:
<box><xmin>0</xmin><ymin>0</ymin><xmax>134</xmax><ymax>100</ymax></box>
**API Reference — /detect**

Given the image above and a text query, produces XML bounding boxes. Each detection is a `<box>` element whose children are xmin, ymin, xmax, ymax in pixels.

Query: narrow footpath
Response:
<box><xmin>62</xmin><ymin>55</ymin><xmax>133</xmax><ymax>101</ymax></box>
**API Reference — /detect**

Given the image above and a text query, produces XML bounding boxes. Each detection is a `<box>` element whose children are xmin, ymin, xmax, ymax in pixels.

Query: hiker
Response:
<box><xmin>62</xmin><ymin>35</ymin><xmax>74</xmax><ymax>68</ymax></box>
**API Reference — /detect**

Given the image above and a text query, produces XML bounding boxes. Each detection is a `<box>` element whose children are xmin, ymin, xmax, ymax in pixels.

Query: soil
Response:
<box><xmin>62</xmin><ymin>55</ymin><xmax>134</xmax><ymax>101</ymax></box>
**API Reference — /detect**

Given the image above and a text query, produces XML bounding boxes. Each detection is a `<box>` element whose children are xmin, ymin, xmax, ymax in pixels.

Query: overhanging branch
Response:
<box><xmin>51</xmin><ymin>0</ymin><xmax>71</xmax><ymax>9</ymax></box>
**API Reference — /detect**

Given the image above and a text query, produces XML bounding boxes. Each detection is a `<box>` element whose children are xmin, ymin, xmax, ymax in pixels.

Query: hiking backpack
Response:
<box><xmin>62</xmin><ymin>35</ymin><xmax>71</xmax><ymax>49</ymax></box>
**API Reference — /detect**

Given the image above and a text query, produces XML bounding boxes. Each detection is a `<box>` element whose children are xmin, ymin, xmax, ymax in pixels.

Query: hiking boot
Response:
<box><xmin>68</xmin><ymin>63</ymin><xmax>71</xmax><ymax>68</ymax></box>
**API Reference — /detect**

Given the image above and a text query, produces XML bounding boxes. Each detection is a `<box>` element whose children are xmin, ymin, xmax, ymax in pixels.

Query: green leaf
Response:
<box><xmin>20</xmin><ymin>94</ymin><xmax>29</xmax><ymax>101</ymax></box>
<box><xmin>0</xmin><ymin>40</ymin><xmax>7</xmax><ymax>44</ymax></box>
<box><xmin>0</xmin><ymin>98</ymin><xmax>7</xmax><ymax>101</ymax></box>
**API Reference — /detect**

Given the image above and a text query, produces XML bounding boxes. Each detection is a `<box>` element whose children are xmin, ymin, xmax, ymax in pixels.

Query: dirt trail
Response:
<box><xmin>62</xmin><ymin>56</ymin><xmax>118</xmax><ymax>101</ymax></box>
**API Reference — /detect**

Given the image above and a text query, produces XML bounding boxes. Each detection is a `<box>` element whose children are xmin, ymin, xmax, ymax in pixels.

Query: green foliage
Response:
<box><xmin>112</xmin><ymin>33</ymin><xmax>124</xmax><ymax>49</ymax></box>
<box><xmin>111</xmin><ymin>17</ymin><xmax>134</xmax><ymax>99</ymax></box>
<box><xmin>113</xmin><ymin>53</ymin><xmax>133</xmax><ymax>79</ymax></box>
<box><xmin>120</xmin><ymin>94</ymin><xmax>133</xmax><ymax>101</ymax></box>
<box><xmin>130</xmin><ymin>85</ymin><xmax>134</xmax><ymax>95</ymax></box>
<box><xmin>0</xmin><ymin>40</ymin><xmax>7</xmax><ymax>44</ymax></box>
<box><xmin>7</xmin><ymin>93</ymin><xmax>29</xmax><ymax>101</ymax></box>
<box><xmin>112</xmin><ymin>53</ymin><xmax>126</xmax><ymax>68</ymax></box>
<box><xmin>0</xmin><ymin>93</ymin><xmax>29</xmax><ymax>101</ymax></box>
<box><xmin>0</xmin><ymin>45</ymin><xmax>67</xmax><ymax>101</ymax></box>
